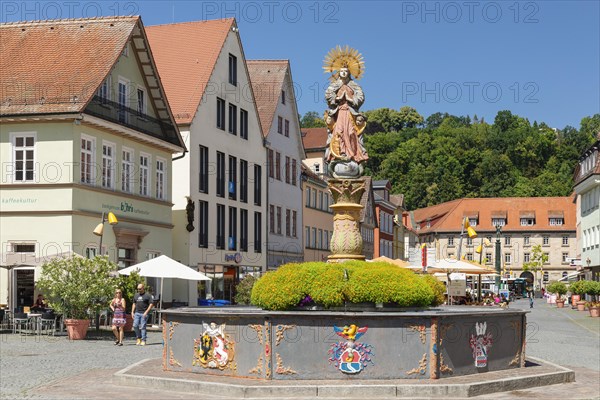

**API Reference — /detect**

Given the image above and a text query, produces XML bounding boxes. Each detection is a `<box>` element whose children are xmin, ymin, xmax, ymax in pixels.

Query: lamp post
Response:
<box><xmin>93</xmin><ymin>212</ymin><xmax>118</xmax><ymax>256</ymax></box>
<box><xmin>495</xmin><ymin>225</ymin><xmax>502</xmax><ymax>295</ymax></box>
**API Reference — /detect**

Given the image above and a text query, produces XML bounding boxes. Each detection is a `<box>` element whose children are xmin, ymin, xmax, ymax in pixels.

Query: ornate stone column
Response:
<box><xmin>328</xmin><ymin>178</ymin><xmax>366</xmax><ymax>262</ymax></box>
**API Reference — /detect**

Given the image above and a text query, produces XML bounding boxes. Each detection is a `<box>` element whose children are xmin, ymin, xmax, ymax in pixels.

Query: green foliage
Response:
<box><xmin>250</xmin><ymin>261</ymin><xmax>438</xmax><ymax>311</ymax></box>
<box><xmin>421</xmin><ymin>274</ymin><xmax>446</xmax><ymax>306</ymax></box>
<box><xmin>546</xmin><ymin>281</ymin><xmax>567</xmax><ymax>297</ymax></box>
<box><xmin>569</xmin><ymin>280</ymin><xmax>588</xmax><ymax>295</ymax></box>
<box><xmin>234</xmin><ymin>274</ymin><xmax>258</xmax><ymax>305</ymax></box>
<box><xmin>115</xmin><ymin>270</ymin><xmax>142</xmax><ymax>310</ymax></box>
<box><xmin>36</xmin><ymin>256</ymin><xmax>116</xmax><ymax>319</ymax></box>
<box><xmin>584</xmin><ymin>280</ymin><xmax>600</xmax><ymax>297</ymax></box>
<box><xmin>361</xmin><ymin>107</ymin><xmax>598</xmax><ymax>209</ymax></box>
<box><xmin>300</xmin><ymin>111</ymin><xmax>326</xmax><ymax>128</ymax></box>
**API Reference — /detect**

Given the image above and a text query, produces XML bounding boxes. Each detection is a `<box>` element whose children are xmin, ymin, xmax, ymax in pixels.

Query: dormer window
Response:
<box><xmin>580</xmin><ymin>150</ymin><xmax>597</xmax><ymax>176</ymax></box>
<box><xmin>520</xmin><ymin>218</ymin><xmax>535</xmax><ymax>226</ymax></box>
<box><xmin>492</xmin><ymin>218</ymin><xmax>506</xmax><ymax>227</ymax></box>
<box><xmin>549</xmin><ymin>218</ymin><xmax>564</xmax><ymax>226</ymax></box>
<box><xmin>468</xmin><ymin>218</ymin><xmax>478</xmax><ymax>226</ymax></box>
<box><xmin>520</xmin><ymin>211</ymin><xmax>535</xmax><ymax>226</ymax></box>
<box><xmin>98</xmin><ymin>76</ymin><xmax>111</xmax><ymax>100</ymax></box>
<box><xmin>548</xmin><ymin>211</ymin><xmax>564</xmax><ymax>226</ymax></box>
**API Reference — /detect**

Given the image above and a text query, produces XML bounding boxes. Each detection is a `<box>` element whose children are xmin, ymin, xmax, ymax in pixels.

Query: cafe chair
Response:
<box><xmin>12</xmin><ymin>312</ymin><xmax>30</xmax><ymax>335</ymax></box>
<box><xmin>40</xmin><ymin>312</ymin><xmax>57</xmax><ymax>336</ymax></box>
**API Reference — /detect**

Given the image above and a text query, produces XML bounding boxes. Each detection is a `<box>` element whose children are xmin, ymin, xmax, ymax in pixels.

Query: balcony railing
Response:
<box><xmin>85</xmin><ymin>95</ymin><xmax>180</xmax><ymax>147</ymax></box>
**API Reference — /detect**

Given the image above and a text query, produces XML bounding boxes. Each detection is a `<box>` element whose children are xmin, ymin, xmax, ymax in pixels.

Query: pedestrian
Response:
<box><xmin>132</xmin><ymin>283</ymin><xmax>154</xmax><ymax>346</ymax></box>
<box><xmin>110</xmin><ymin>288</ymin><xmax>126</xmax><ymax>346</ymax></box>
<box><xmin>31</xmin><ymin>294</ymin><xmax>47</xmax><ymax>312</ymax></box>
<box><xmin>529</xmin><ymin>291</ymin><xmax>534</xmax><ymax>309</ymax></box>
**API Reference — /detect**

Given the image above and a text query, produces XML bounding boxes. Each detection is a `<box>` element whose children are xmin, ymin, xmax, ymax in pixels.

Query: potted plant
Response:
<box><xmin>546</xmin><ymin>281</ymin><xmax>567</xmax><ymax>308</ymax></box>
<box><xmin>569</xmin><ymin>280</ymin><xmax>588</xmax><ymax>311</ymax></box>
<box><xmin>115</xmin><ymin>270</ymin><xmax>142</xmax><ymax>331</ymax></box>
<box><xmin>584</xmin><ymin>280</ymin><xmax>600</xmax><ymax>318</ymax></box>
<box><xmin>36</xmin><ymin>256</ymin><xmax>115</xmax><ymax>340</ymax></box>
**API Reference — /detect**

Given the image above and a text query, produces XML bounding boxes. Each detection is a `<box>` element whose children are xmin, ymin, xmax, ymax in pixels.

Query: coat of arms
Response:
<box><xmin>193</xmin><ymin>321</ymin><xmax>235</xmax><ymax>370</ymax></box>
<box><xmin>469</xmin><ymin>321</ymin><xmax>493</xmax><ymax>368</ymax></box>
<box><xmin>328</xmin><ymin>324</ymin><xmax>374</xmax><ymax>374</ymax></box>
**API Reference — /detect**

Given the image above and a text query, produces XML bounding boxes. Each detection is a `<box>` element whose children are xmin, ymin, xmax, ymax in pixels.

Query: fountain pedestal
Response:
<box><xmin>327</xmin><ymin>178</ymin><xmax>366</xmax><ymax>262</ymax></box>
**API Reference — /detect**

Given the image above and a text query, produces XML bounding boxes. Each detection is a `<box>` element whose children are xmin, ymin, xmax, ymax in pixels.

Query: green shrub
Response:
<box><xmin>546</xmin><ymin>281</ymin><xmax>567</xmax><ymax>297</ymax></box>
<box><xmin>250</xmin><ymin>261</ymin><xmax>436</xmax><ymax>310</ymax></box>
<box><xmin>584</xmin><ymin>280</ymin><xmax>600</xmax><ymax>299</ymax></box>
<box><xmin>569</xmin><ymin>280</ymin><xmax>588</xmax><ymax>295</ymax></box>
<box><xmin>421</xmin><ymin>274</ymin><xmax>446</xmax><ymax>306</ymax></box>
<box><xmin>234</xmin><ymin>274</ymin><xmax>258</xmax><ymax>305</ymax></box>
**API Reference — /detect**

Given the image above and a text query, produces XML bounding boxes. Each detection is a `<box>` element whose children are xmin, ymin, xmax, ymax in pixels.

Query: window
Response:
<box><xmin>306</xmin><ymin>187</ymin><xmax>311</xmax><ymax>207</ymax></box>
<box><xmin>217</xmin><ymin>98</ymin><xmax>225</xmax><ymax>130</ymax></box>
<box><xmin>13</xmin><ymin>243</ymin><xmax>36</xmax><ymax>253</ymax></box>
<box><xmin>98</xmin><ymin>76</ymin><xmax>111</xmax><ymax>100</ymax></box>
<box><xmin>240</xmin><ymin>209</ymin><xmax>248</xmax><ymax>252</ymax></box>
<box><xmin>216</xmin><ymin>204</ymin><xmax>225</xmax><ymax>249</ymax></box>
<box><xmin>319</xmin><ymin>191</ymin><xmax>324</xmax><ymax>210</ymax></box>
<box><xmin>549</xmin><ymin>218</ymin><xmax>563</xmax><ymax>226</ymax></box>
<box><xmin>312</xmin><ymin>227</ymin><xmax>317</xmax><ymax>248</ymax></box>
<box><xmin>286</xmin><ymin>209</ymin><xmax>291</xmax><ymax>237</ymax></box>
<box><xmin>312</xmin><ymin>188</ymin><xmax>317</xmax><ymax>208</ymax></box>
<box><xmin>139</xmin><ymin>153</ymin><xmax>149</xmax><ymax>196</ymax></box>
<box><xmin>292</xmin><ymin>159</ymin><xmax>297</xmax><ymax>186</ymax></box>
<box><xmin>543</xmin><ymin>272</ymin><xmax>549</xmax><ymax>282</ymax></box>
<box><xmin>254</xmin><ymin>212</ymin><xmax>262</xmax><ymax>253</ymax></box>
<box><xmin>229</xmin><ymin>207</ymin><xmax>237</xmax><ymax>250</ymax></box>
<box><xmin>254</xmin><ymin>164</ymin><xmax>262</xmax><ymax>206</ymax></box>
<box><xmin>543</xmin><ymin>253</ymin><xmax>550</xmax><ymax>264</ymax></box>
<box><xmin>240</xmin><ymin>109</ymin><xmax>248</xmax><ymax>140</ymax></box>
<box><xmin>81</xmin><ymin>136</ymin><xmax>95</xmax><ymax>184</ymax></box>
<box><xmin>228</xmin><ymin>54</ymin><xmax>237</xmax><ymax>86</ymax></box>
<box><xmin>324</xmin><ymin>193</ymin><xmax>329</xmax><ymax>211</ymax></box>
<box><xmin>198</xmin><ymin>200</ymin><xmax>208</xmax><ymax>248</ymax></box>
<box><xmin>281</xmin><ymin>90</ymin><xmax>286</xmax><ymax>104</ymax></box>
<box><xmin>468</xmin><ymin>218</ymin><xmax>478</xmax><ymax>226</ymax></box>
<box><xmin>318</xmin><ymin>229</ymin><xmax>323</xmax><ymax>249</ymax></box>
<box><xmin>324</xmin><ymin>230</ymin><xmax>329</xmax><ymax>250</ymax></box>
<box><xmin>268</xmin><ymin>149</ymin><xmax>274</xmax><ymax>178</ymax></box>
<box><xmin>448</xmin><ymin>236</ymin><xmax>454</xmax><ymax>246</ymax></box>
<box><xmin>524</xmin><ymin>253</ymin><xmax>530</xmax><ymax>263</ymax></box>
<box><xmin>504</xmin><ymin>236</ymin><xmax>511</xmax><ymax>246</ymax></box>
<box><xmin>520</xmin><ymin>218</ymin><xmax>535</xmax><ymax>226</ymax></box>
<box><xmin>228</xmin><ymin>104</ymin><xmax>237</xmax><ymax>135</ymax></box>
<box><xmin>269</xmin><ymin>205</ymin><xmax>275</xmax><ymax>233</ymax></box>
<box><xmin>284</xmin><ymin>119</ymin><xmax>289</xmax><ymax>137</ymax></box>
<box><xmin>240</xmin><ymin>159</ymin><xmax>248</xmax><ymax>203</ymax></box>
<box><xmin>467</xmin><ymin>237</ymin><xmax>473</xmax><ymax>246</ymax></box>
<box><xmin>277</xmin><ymin>116</ymin><xmax>283</xmax><ymax>134</ymax></box>
<box><xmin>285</xmin><ymin>156</ymin><xmax>290</xmax><ymax>184</ymax></box>
<box><xmin>276</xmin><ymin>206</ymin><xmax>282</xmax><ymax>235</ymax></box>
<box><xmin>562</xmin><ymin>271</ymin><xmax>568</xmax><ymax>279</ymax></box>
<box><xmin>504</xmin><ymin>253</ymin><xmax>512</xmax><ymax>264</ymax></box>
<box><xmin>102</xmin><ymin>142</ymin><xmax>115</xmax><ymax>189</ymax></box>
<box><xmin>485</xmin><ymin>252</ymin><xmax>492</xmax><ymax>264</ymax></box>
<box><xmin>118</xmin><ymin>79</ymin><xmax>128</xmax><ymax>123</ymax></box>
<box><xmin>117</xmin><ymin>248</ymin><xmax>135</xmax><ymax>269</ymax></box>
<box><xmin>466</xmin><ymin>253</ymin><xmax>473</xmax><ymax>261</ymax></box>
<box><xmin>562</xmin><ymin>252</ymin><xmax>569</xmax><ymax>263</ymax></box>
<box><xmin>199</xmin><ymin>145</ymin><xmax>209</xmax><ymax>193</ymax></box>
<box><xmin>562</xmin><ymin>236</ymin><xmax>569</xmax><ymax>246</ymax></box>
<box><xmin>217</xmin><ymin>152</ymin><xmax>225</xmax><ymax>197</ymax></box>
<box><xmin>305</xmin><ymin>226</ymin><xmax>310</xmax><ymax>248</ymax></box>
<box><xmin>85</xmin><ymin>247</ymin><xmax>97</xmax><ymax>259</ymax></box>
<box><xmin>492</xmin><ymin>218</ymin><xmax>506</xmax><ymax>227</ymax></box>
<box><xmin>156</xmin><ymin>158</ymin><xmax>166</xmax><ymax>200</ymax></box>
<box><xmin>228</xmin><ymin>156</ymin><xmax>237</xmax><ymax>200</ymax></box>
<box><xmin>12</xmin><ymin>133</ymin><xmax>35</xmax><ymax>182</ymax></box>
<box><xmin>275</xmin><ymin>152</ymin><xmax>281</xmax><ymax>180</ymax></box>
<box><xmin>543</xmin><ymin>236</ymin><xmax>549</xmax><ymax>246</ymax></box>
<box><xmin>524</xmin><ymin>236</ymin><xmax>530</xmax><ymax>246</ymax></box>
<box><xmin>137</xmin><ymin>87</ymin><xmax>146</xmax><ymax>115</ymax></box>
<box><xmin>292</xmin><ymin>210</ymin><xmax>297</xmax><ymax>238</ymax></box>
<box><xmin>121</xmin><ymin>148</ymin><xmax>133</xmax><ymax>192</ymax></box>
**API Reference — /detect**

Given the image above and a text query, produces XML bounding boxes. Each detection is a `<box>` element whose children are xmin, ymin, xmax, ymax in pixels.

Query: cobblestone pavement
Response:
<box><xmin>1</xmin><ymin>300</ymin><xmax>599</xmax><ymax>400</ymax></box>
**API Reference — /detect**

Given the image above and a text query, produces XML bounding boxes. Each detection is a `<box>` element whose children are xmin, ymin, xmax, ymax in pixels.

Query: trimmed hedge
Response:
<box><xmin>250</xmin><ymin>261</ymin><xmax>442</xmax><ymax>310</ymax></box>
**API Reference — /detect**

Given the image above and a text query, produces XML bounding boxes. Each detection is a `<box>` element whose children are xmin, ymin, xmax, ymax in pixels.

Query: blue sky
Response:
<box><xmin>2</xmin><ymin>1</ymin><xmax>598</xmax><ymax>129</ymax></box>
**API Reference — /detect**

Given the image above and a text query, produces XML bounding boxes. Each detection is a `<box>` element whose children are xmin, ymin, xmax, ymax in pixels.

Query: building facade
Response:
<box><xmin>247</xmin><ymin>60</ymin><xmax>305</xmax><ymax>269</ymax></box>
<box><xmin>373</xmin><ymin>180</ymin><xmax>396</xmax><ymax>258</ymax></box>
<box><xmin>301</xmin><ymin>164</ymin><xmax>332</xmax><ymax>262</ymax></box>
<box><xmin>0</xmin><ymin>17</ymin><xmax>185</xmax><ymax>309</ymax></box>
<box><xmin>412</xmin><ymin>197</ymin><xmax>577</xmax><ymax>287</ymax></box>
<box><xmin>574</xmin><ymin>134</ymin><xmax>600</xmax><ymax>281</ymax></box>
<box><xmin>147</xmin><ymin>19</ymin><xmax>267</xmax><ymax>303</ymax></box>
<box><xmin>359</xmin><ymin>177</ymin><xmax>377</xmax><ymax>260</ymax></box>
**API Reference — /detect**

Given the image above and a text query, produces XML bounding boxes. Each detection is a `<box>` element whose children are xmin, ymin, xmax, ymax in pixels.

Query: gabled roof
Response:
<box><xmin>412</xmin><ymin>197</ymin><xmax>575</xmax><ymax>233</ymax></box>
<box><xmin>359</xmin><ymin>176</ymin><xmax>378</xmax><ymax>227</ymax></box>
<box><xmin>146</xmin><ymin>19</ymin><xmax>234</xmax><ymax>125</ymax></box>
<box><xmin>302</xmin><ymin>127</ymin><xmax>328</xmax><ymax>150</ymax></box>
<box><xmin>390</xmin><ymin>194</ymin><xmax>405</xmax><ymax>208</ymax></box>
<box><xmin>1</xmin><ymin>16</ymin><xmax>137</xmax><ymax>115</ymax></box>
<box><xmin>247</xmin><ymin>60</ymin><xmax>289</xmax><ymax>137</ymax></box>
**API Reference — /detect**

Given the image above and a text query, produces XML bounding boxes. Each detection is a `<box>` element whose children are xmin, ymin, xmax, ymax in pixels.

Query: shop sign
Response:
<box><xmin>224</xmin><ymin>253</ymin><xmax>242</xmax><ymax>264</ymax></box>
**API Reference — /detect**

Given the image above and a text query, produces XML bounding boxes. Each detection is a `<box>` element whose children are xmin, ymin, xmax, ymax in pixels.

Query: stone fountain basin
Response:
<box><xmin>162</xmin><ymin>306</ymin><xmax>528</xmax><ymax>380</ymax></box>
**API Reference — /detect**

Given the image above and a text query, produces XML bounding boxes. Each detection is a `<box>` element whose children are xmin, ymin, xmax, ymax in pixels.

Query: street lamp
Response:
<box><xmin>93</xmin><ymin>212</ymin><xmax>118</xmax><ymax>255</ymax></box>
<box><xmin>495</xmin><ymin>225</ymin><xmax>502</xmax><ymax>295</ymax></box>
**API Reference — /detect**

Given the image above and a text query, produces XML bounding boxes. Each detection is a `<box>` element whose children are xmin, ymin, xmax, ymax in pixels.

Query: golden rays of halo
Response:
<box><xmin>323</xmin><ymin>45</ymin><xmax>365</xmax><ymax>80</ymax></box>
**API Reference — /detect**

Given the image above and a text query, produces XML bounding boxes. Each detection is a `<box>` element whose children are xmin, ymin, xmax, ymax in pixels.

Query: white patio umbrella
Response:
<box><xmin>118</xmin><ymin>255</ymin><xmax>211</xmax><ymax>310</ymax></box>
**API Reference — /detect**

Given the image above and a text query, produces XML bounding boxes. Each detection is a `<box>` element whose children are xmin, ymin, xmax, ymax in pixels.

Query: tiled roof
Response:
<box><xmin>301</xmin><ymin>127</ymin><xmax>328</xmax><ymax>150</ymax></box>
<box><xmin>301</xmin><ymin>162</ymin><xmax>327</xmax><ymax>187</ymax></box>
<box><xmin>390</xmin><ymin>194</ymin><xmax>404</xmax><ymax>208</ymax></box>
<box><xmin>247</xmin><ymin>60</ymin><xmax>288</xmax><ymax>137</ymax></box>
<box><xmin>412</xmin><ymin>197</ymin><xmax>575</xmax><ymax>233</ymax></box>
<box><xmin>1</xmin><ymin>16</ymin><xmax>137</xmax><ymax>115</ymax></box>
<box><xmin>359</xmin><ymin>176</ymin><xmax>377</xmax><ymax>227</ymax></box>
<box><xmin>146</xmin><ymin>19</ymin><xmax>234</xmax><ymax>125</ymax></box>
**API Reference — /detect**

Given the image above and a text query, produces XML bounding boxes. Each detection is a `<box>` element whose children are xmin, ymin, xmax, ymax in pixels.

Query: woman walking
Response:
<box><xmin>110</xmin><ymin>289</ymin><xmax>127</xmax><ymax>346</ymax></box>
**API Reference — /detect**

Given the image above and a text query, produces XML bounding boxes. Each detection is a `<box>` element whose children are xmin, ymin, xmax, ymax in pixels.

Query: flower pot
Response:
<box><xmin>576</xmin><ymin>300</ymin><xmax>587</xmax><ymax>311</ymax></box>
<box><xmin>556</xmin><ymin>300</ymin><xmax>565</xmax><ymax>308</ymax></box>
<box><xmin>64</xmin><ymin>319</ymin><xmax>90</xmax><ymax>340</ymax></box>
<box><xmin>571</xmin><ymin>294</ymin><xmax>581</xmax><ymax>306</ymax></box>
<box><xmin>589</xmin><ymin>306</ymin><xmax>600</xmax><ymax>318</ymax></box>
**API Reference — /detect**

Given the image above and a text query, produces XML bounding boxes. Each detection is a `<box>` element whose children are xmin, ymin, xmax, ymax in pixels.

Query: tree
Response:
<box><xmin>397</xmin><ymin>106</ymin><xmax>424</xmax><ymax>129</ymax></box>
<box><xmin>300</xmin><ymin>111</ymin><xmax>326</xmax><ymax>128</ymax></box>
<box><xmin>522</xmin><ymin>245</ymin><xmax>548</xmax><ymax>291</ymax></box>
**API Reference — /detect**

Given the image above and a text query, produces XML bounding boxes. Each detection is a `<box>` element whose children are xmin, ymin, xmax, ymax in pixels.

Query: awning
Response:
<box><xmin>520</xmin><ymin>211</ymin><xmax>535</xmax><ymax>218</ymax></box>
<box><xmin>548</xmin><ymin>210</ymin><xmax>564</xmax><ymax>218</ymax></box>
<box><xmin>491</xmin><ymin>210</ymin><xmax>507</xmax><ymax>218</ymax></box>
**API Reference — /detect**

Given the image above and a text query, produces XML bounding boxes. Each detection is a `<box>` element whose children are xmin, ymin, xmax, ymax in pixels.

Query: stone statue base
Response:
<box><xmin>327</xmin><ymin>178</ymin><xmax>366</xmax><ymax>263</ymax></box>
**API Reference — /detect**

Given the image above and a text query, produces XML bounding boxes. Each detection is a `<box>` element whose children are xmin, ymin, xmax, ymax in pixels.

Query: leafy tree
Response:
<box><xmin>300</xmin><ymin>111</ymin><xmax>326</xmax><ymax>128</ymax></box>
<box><xmin>397</xmin><ymin>106</ymin><xmax>424</xmax><ymax>129</ymax></box>
<box><xmin>522</xmin><ymin>244</ymin><xmax>548</xmax><ymax>291</ymax></box>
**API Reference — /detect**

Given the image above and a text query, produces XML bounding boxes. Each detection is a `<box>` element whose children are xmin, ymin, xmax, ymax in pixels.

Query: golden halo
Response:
<box><xmin>323</xmin><ymin>45</ymin><xmax>365</xmax><ymax>80</ymax></box>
